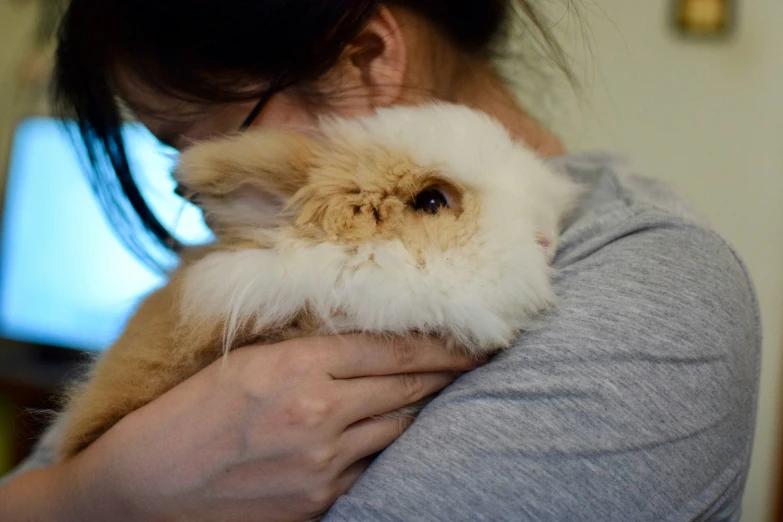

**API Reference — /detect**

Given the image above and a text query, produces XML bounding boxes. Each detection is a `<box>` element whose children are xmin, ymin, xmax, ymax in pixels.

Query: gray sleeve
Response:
<box><xmin>322</xmin><ymin>211</ymin><xmax>761</xmax><ymax>522</ymax></box>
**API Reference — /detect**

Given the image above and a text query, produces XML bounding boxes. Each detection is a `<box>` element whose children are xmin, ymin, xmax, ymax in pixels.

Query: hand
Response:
<box><xmin>18</xmin><ymin>334</ymin><xmax>481</xmax><ymax>522</ymax></box>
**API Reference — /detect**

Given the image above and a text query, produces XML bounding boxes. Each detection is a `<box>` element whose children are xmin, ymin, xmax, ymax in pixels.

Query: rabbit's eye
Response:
<box><xmin>412</xmin><ymin>189</ymin><xmax>449</xmax><ymax>215</ymax></box>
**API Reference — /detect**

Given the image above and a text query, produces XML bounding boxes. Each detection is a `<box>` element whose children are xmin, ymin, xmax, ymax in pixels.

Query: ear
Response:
<box><xmin>337</xmin><ymin>6</ymin><xmax>408</xmax><ymax>108</ymax></box>
<box><xmin>173</xmin><ymin>130</ymin><xmax>320</xmax><ymax>232</ymax></box>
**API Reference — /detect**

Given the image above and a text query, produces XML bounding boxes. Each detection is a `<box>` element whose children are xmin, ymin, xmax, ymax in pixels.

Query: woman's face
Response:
<box><xmin>115</xmin><ymin>68</ymin><xmax>373</xmax><ymax>152</ymax></box>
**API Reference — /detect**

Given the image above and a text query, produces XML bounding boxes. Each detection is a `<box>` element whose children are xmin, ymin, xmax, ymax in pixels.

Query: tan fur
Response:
<box><xmin>56</xmin><ymin>128</ymin><xmax>467</xmax><ymax>459</ymax></box>
<box><xmin>55</xmin><ymin>106</ymin><xmax>575</xmax><ymax>471</ymax></box>
<box><xmin>59</xmin><ymin>267</ymin><xmax>212</xmax><ymax>456</ymax></box>
<box><xmin>290</xmin><ymin>139</ymin><xmax>478</xmax><ymax>262</ymax></box>
<box><xmin>58</xmin><ymin>258</ymin><xmax>326</xmax><ymax>457</ymax></box>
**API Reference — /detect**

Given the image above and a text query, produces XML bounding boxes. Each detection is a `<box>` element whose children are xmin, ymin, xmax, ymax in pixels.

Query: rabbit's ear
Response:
<box><xmin>173</xmin><ymin>130</ymin><xmax>321</xmax><ymax>231</ymax></box>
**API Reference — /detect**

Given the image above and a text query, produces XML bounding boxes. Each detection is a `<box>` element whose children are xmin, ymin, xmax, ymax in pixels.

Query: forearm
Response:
<box><xmin>0</xmin><ymin>456</ymin><xmax>136</xmax><ymax>522</ymax></box>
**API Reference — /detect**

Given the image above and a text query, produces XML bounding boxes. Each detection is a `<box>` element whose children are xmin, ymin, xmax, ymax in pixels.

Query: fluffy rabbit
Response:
<box><xmin>55</xmin><ymin>102</ymin><xmax>581</xmax><ymax>461</ymax></box>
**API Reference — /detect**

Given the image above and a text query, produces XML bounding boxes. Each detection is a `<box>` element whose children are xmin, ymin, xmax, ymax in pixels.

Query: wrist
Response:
<box><xmin>63</xmin><ymin>438</ymin><xmax>150</xmax><ymax>522</ymax></box>
<box><xmin>0</xmin><ymin>456</ymin><xmax>132</xmax><ymax>522</ymax></box>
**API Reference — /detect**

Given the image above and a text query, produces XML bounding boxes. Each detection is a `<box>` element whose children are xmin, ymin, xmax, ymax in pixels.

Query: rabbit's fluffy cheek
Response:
<box><xmin>292</xmin><ymin>185</ymin><xmax>481</xmax><ymax>266</ymax></box>
<box><xmin>295</xmin><ymin>193</ymin><xmax>408</xmax><ymax>243</ymax></box>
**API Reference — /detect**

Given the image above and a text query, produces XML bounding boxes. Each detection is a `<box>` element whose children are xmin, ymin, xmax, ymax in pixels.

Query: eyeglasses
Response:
<box><xmin>238</xmin><ymin>71</ymin><xmax>288</xmax><ymax>131</ymax></box>
<box><xmin>175</xmin><ymin>72</ymin><xmax>287</xmax><ymax>201</ymax></box>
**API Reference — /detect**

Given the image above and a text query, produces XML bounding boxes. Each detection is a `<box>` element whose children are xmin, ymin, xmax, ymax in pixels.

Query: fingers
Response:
<box><xmin>334</xmin><ymin>371</ymin><xmax>459</xmax><ymax>424</ymax></box>
<box><xmin>309</xmin><ymin>420</ymin><xmax>408</xmax><ymax>512</ymax></box>
<box><xmin>319</xmin><ymin>334</ymin><xmax>484</xmax><ymax>379</ymax></box>
<box><xmin>336</xmin><ymin>415</ymin><xmax>413</xmax><ymax>470</ymax></box>
<box><xmin>333</xmin><ymin>456</ymin><xmax>373</xmax><ymax>498</ymax></box>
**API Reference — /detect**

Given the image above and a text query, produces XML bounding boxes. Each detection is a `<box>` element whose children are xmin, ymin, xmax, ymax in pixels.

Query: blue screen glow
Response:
<box><xmin>0</xmin><ymin>118</ymin><xmax>213</xmax><ymax>352</ymax></box>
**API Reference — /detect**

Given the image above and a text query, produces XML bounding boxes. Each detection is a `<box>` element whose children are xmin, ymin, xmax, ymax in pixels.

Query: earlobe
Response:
<box><xmin>345</xmin><ymin>6</ymin><xmax>408</xmax><ymax>107</ymax></box>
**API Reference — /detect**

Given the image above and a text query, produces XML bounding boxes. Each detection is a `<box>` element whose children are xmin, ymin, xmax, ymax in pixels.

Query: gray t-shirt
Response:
<box><xmin>1</xmin><ymin>151</ymin><xmax>762</xmax><ymax>521</ymax></box>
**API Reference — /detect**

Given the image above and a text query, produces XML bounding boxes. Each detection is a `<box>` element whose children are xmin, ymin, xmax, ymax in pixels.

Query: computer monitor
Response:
<box><xmin>0</xmin><ymin>117</ymin><xmax>212</xmax><ymax>353</ymax></box>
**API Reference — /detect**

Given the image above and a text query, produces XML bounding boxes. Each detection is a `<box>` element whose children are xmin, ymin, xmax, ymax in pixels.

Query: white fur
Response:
<box><xmin>181</xmin><ymin>103</ymin><xmax>581</xmax><ymax>353</ymax></box>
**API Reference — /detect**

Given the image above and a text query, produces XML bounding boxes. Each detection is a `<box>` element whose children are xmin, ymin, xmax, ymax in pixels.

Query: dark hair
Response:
<box><xmin>53</xmin><ymin>0</ymin><xmax>574</xmax><ymax>271</ymax></box>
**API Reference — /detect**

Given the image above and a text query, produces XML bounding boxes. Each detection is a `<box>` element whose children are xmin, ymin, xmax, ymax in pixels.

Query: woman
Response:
<box><xmin>0</xmin><ymin>1</ymin><xmax>761</xmax><ymax>521</ymax></box>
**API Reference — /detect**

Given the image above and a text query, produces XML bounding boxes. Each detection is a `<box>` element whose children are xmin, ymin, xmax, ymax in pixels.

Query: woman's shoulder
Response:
<box><xmin>548</xmin><ymin>150</ymin><xmax>752</xmax><ymax>281</ymax></box>
<box><xmin>545</xmin><ymin>150</ymin><xmax>760</xmax><ymax>352</ymax></box>
<box><xmin>322</xmin><ymin>152</ymin><xmax>762</xmax><ymax>522</ymax></box>
<box><xmin>547</xmin><ymin>150</ymin><xmax>701</xmax><ymax>211</ymax></box>
<box><xmin>549</xmin><ymin>150</ymin><xmax>714</xmax><ymax>236</ymax></box>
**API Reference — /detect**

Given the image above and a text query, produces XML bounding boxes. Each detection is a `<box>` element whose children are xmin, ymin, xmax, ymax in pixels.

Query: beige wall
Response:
<box><xmin>0</xmin><ymin>0</ymin><xmax>41</xmax><ymax>474</ymax></box>
<box><xmin>545</xmin><ymin>2</ymin><xmax>782</xmax><ymax>521</ymax></box>
<box><xmin>0</xmin><ymin>1</ymin><xmax>41</xmax><ymax>183</ymax></box>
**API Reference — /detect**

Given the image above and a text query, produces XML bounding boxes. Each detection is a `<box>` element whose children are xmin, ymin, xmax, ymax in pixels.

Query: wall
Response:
<box><xmin>0</xmin><ymin>0</ymin><xmax>42</xmax><ymax>184</ymax></box>
<box><xmin>544</xmin><ymin>2</ymin><xmax>782</xmax><ymax>521</ymax></box>
<box><xmin>0</xmin><ymin>0</ymin><xmax>41</xmax><ymax>474</ymax></box>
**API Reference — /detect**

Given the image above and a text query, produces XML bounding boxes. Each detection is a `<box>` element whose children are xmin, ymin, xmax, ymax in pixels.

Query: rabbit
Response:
<box><xmin>53</xmin><ymin>102</ymin><xmax>582</xmax><ymax>463</ymax></box>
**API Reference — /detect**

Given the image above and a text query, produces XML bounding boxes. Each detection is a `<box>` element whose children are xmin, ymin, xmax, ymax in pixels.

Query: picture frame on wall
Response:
<box><xmin>670</xmin><ymin>0</ymin><xmax>738</xmax><ymax>40</ymax></box>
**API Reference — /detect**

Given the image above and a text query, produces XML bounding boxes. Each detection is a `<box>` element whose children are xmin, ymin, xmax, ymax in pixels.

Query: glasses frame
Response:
<box><xmin>175</xmin><ymin>72</ymin><xmax>288</xmax><ymax>201</ymax></box>
<box><xmin>238</xmin><ymin>71</ymin><xmax>289</xmax><ymax>130</ymax></box>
